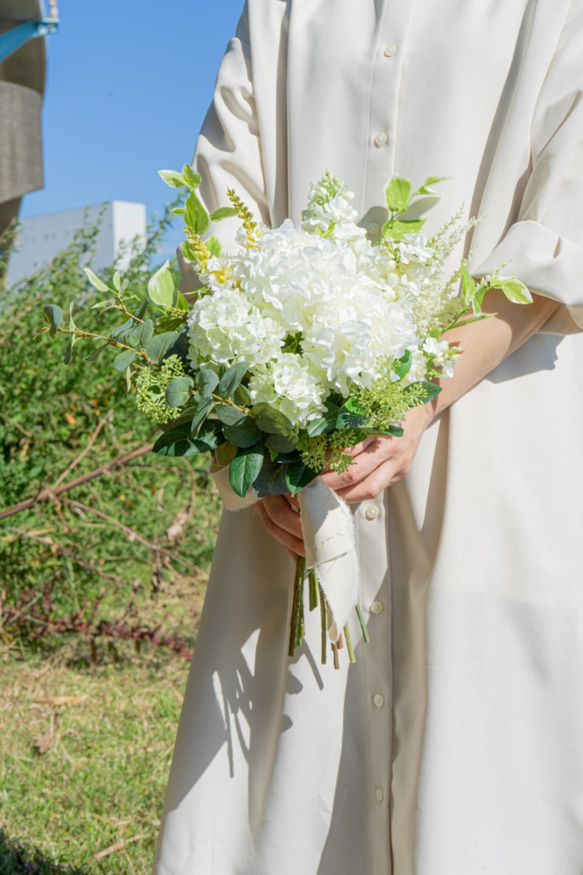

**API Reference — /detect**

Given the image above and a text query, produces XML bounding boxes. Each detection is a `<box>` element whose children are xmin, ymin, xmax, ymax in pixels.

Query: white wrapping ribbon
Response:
<box><xmin>211</xmin><ymin>466</ymin><xmax>359</xmax><ymax>640</ymax></box>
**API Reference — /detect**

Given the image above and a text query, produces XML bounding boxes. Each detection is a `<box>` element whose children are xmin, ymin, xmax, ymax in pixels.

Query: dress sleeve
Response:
<box><xmin>472</xmin><ymin>0</ymin><xmax>583</xmax><ymax>334</ymax></box>
<box><xmin>178</xmin><ymin>2</ymin><xmax>269</xmax><ymax>290</ymax></box>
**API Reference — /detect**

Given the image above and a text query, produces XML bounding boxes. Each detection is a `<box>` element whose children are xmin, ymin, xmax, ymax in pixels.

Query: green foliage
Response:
<box><xmin>0</xmin><ymin>208</ymin><xmax>221</xmax><ymax>643</ymax></box>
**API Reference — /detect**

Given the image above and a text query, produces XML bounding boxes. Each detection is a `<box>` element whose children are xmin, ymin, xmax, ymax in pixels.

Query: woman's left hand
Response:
<box><xmin>319</xmin><ymin>404</ymin><xmax>432</xmax><ymax>503</ymax></box>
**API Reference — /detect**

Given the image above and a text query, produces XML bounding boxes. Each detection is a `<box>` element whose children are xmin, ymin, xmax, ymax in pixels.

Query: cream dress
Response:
<box><xmin>154</xmin><ymin>1</ymin><xmax>583</xmax><ymax>872</ymax></box>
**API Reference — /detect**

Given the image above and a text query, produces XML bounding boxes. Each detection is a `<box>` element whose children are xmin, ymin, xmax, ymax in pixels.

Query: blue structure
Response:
<box><xmin>0</xmin><ymin>6</ymin><xmax>59</xmax><ymax>64</ymax></box>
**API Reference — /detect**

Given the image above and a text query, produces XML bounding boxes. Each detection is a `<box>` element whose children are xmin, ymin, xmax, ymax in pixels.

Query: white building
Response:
<box><xmin>6</xmin><ymin>200</ymin><xmax>147</xmax><ymax>286</ymax></box>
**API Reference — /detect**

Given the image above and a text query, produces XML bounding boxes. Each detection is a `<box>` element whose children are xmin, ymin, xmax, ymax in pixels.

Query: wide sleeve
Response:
<box><xmin>178</xmin><ymin>2</ymin><xmax>269</xmax><ymax>290</ymax></box>
<box><xmin>472</xmin><ymin>0</ymin><xmax>583</xmax><ymax>334</ymax></box>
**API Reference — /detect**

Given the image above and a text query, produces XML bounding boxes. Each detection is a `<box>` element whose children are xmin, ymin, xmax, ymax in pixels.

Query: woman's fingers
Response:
<box><xmin>319</xmin><ymin>437</ymin><xmax>386</xmax><ymax>492</ymax></box>
<box><xmin>255</xmin><ymin>495</ymin><xmax>306</xmax><ymax>557</ymax></box>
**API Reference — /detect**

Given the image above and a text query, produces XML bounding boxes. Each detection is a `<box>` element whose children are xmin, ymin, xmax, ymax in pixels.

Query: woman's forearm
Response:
<box><xmin>425</xmin><ymin>289</ymin><xmax>561</xmax><ymax>425</ymax></box>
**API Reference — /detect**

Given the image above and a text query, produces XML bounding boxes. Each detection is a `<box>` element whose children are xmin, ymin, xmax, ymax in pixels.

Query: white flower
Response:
<box><xmin>248</xmin><ymin>355</ymin><xmax>325</xmax><ymax>426</ymax></box>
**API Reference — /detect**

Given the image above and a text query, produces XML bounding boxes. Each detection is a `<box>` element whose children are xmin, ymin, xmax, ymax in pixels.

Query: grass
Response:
<box><xmin>0</xmin><ymin>531</ymin><xmax>215</xmax><ymax>874</ymax></box>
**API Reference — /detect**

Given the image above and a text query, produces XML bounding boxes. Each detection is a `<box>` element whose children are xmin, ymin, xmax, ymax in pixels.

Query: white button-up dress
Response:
<box><xmin>154</xmin><ymin>1</ymin><xmax>583</xmax><ymax>872</ymax></box>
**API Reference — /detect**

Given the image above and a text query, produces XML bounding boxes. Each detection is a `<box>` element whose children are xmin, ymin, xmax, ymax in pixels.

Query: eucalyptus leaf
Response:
<box><xmin>43</xmin><ymin>304</ymin><xmax>63</xmax><ymax>337</ymax></box>
<box><xmin>197</xmin><ymin>368</ymin><xmax>219</xmax><ymax>398</ymax></box>
<box><xmin>166</xmin><ymin>376</ymin><xmax>194</xmax><ymax>408</ymax></box>
<box><xmin>215</xmin><ymin>404</ymin><xmax>248</xmax><ymax>427</ymax></box>
<box><xmin>385</xmin><ymin>177</ymin><xmax>412</xmax><ymax>213</ymax></box>
<box><xmin>126</xmin><ymin>323</ymin><xmax>144</xmax><ymax>348</ymax></box>
<box><xmin>113</xmin><ymin>271</ymin><xmax>122</xmax><ymax>292</ymax></box>
<box><xmin>407</xmin><ymin>380</ymin><xmax>442</xmax><ymax>404</ymax></box>
<box><xmin>139</xmin><ymin>319</ymin><xmax>154</xmax><ymax>345</ymax></box>
<box><xmin>460</xmin><ymin>262</ymin><xmax>476</xmax><ymax>307</ymax></box>
<box><xmin>253</xmin><ymin>403</ymin><xmax>294</xmax><ymax>436</ymax></box>
<box><xmin>190</xmin><ymin>398</ymin><xmax>214</xmax><ymax>436</ymax></box>
<box><xmin>113</xmin><ymin>349</ymin><xmax>136</xmax><ymax>372</ymax></box>
<box><xmin>63</xmin><ymin>340</ymin><xmax>74</xmax><ymax>365</ymax></box>
<box><xmin>306</xmin><ymin>413</ymin><xmax>336</xmax><ymax>437</ymax></box>
<box><xmin>336</xmin><ymin>411</ymin><xmax>368</xmax><ymax>430</ymax></box>
<box><xmin>217</xmin><ymin>361</ymin><xmax>250</xmax><ymax>398</ymax></box>
<box><xmin>147</xmin><ymin>261</ymin><xmax>175</xmax><ymax>309</ymax></box>
<box><xmin>228</xmin><ymin>443</ymin><xmax>264</xmax><ymax>498</ymax></box>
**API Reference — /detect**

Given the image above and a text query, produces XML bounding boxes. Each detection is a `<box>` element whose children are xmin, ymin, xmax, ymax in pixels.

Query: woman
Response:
<box><xmin>154</xmin><ymin>1</ymin><xmax>583</xmax><ymax>872</ymax></box>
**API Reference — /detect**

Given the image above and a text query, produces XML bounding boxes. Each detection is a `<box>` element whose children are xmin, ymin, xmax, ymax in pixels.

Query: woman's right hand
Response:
<box><xmin>255</xmin><ymin>495</ymin><xmax>305</xmax><ymax>560</ymax></box>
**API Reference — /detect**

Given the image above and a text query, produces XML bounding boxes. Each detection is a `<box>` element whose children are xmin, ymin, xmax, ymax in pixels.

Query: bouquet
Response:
<box><xmin>42</xmin><ymin>167</ymin><xmax>531</xmax><ymax>667</ymax></box>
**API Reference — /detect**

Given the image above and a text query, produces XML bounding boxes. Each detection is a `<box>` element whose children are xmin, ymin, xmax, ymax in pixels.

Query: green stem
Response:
<box><xmin>343</xmin><ymin>622</ymin><xmax>356</xmax><ymax>664</ymax></box>
<box><xmin>320</xmin><ymin>589</ymin><xmax>328</xmax><ymax>665</ymax></box>
<box><xmin>288</xmin><ymin>556</ymin><xmax>306</xmax><ymax>658</ymax></box>
<box><xmin>308</xmin><ymin>568</ymin><xmax>319</xmax><ymax>611</ymax></box>
<box><xmin>355</xmin><ymin>604</ymin><xmax>370</xmax><ymax>644</ymax></box>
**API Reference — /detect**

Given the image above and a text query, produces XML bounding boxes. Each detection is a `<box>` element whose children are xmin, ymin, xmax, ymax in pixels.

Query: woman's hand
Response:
<box><xmin>254</xmin><ymin>404</ymin><xmax>432</xmax><ymax>555</ymax></box>
<box><xmin>319</xmin><ymin>403</ymin><xmax>432</xmax><ymax>503</ymax></box>
<box><xmin>255</xmin><ymin>493</ymin><xmax>305</xmax><ymax>559</ymax></box>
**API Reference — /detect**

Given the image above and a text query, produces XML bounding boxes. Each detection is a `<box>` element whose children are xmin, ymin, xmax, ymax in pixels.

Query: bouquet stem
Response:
<box><xmin>289</xmin><ymin>557</ymin><xmax>367</xmax><ymax>667</ymax></box>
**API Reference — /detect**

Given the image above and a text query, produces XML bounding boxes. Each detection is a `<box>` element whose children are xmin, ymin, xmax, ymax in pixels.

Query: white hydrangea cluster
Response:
<box><xmin>186</xmin><ymin>174</ymin><xmax>461</xmax><ymax>427</ymax></box>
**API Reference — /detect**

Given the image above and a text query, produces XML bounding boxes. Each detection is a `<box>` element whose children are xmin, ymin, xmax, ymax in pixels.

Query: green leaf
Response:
<box><xmin>252</xmin><ymin>456</ymin><xmax>289</xmax><ymax>497</ymax></box>
<box><xmin>382</xmin><ymin>218</ymin><xmax>426</xmax><ymax>241</ymax></box>
<box><xmin>228</xmin><ymin>444</ymin><xmax>264</xmax><ymax>498</ymax></box>
<box><xmin>126</xmin><ymin>322</ymin><xmax>144</xmax><ymax>348</ymax></box>
<box><xmin>147</xmin><ymin>261</ymin><xmax>175</xmax><ymax>309</ymax></box>
<box><xmin>210</xmin><ymin>206</ymin><xmax>239</xmax><ymax>222</ymax></box>
<box><xmin>224</xmin><ymin>418</ymin><xmax>262</xmax><ymax>448</ymax></box>
<box><xmin>182</xmin><ymin>164</ymin><xmax>202</xmax><ymax>190</ymax></box>
<box><xmin>460</xmin><ymin>262</ymin><xmax>477</xmax><ymax>307</ymax></box>
<box><xmin>113</xmin><ymin>349</ymin><xmax>136</xmax><ymax>371</ymax></box>
<box><xmin>139</xmin><ymin>319</ymin><xmax>154</xmax><ymax>345</ymax></box>
<box><xmin>63</xmin><ymin>341</ymin><xmax>74</xmax><ymax>365</ymax></box>
<box><xmin>217</xmin><ymin>361</ymin><xmax>250</xmax><ymax>398</ymax></box>
<box><xmin>190</xmin><ymin>398</ymin><xmax>214</xmax><ymax>436</ymax></box>
<box><xmin>206</xmin><ymin>235</ymin><xmax>222</xmax><ymax>257</ymax></box>
<box><xmin>166</xmin><ymin>376</ymin><xmax>194</xmax><ymax>408</ymax></box>
<box><xmin>285</xmin><ymin>460</ymin><xmax>319</xmax><ymax>494</ymax></box>
<box><xmin>406</xmin><ymin>380</ymin><xmax>442</xmax><ymax>404</ymax></box>
<box><xmin>144</xmin><ymin>331</ymin><xmax>179</xmax><ymax>363</ymax></box>
<box><xmin>393</xmin><ymin>349</ymin><xmax>413</xmax><ymax>380</ymax></box>
<box><xmin>234</xmin><ymin>383</ymin><xmax>252</xmax><ymax>406</ymax></box>
<box><xmin>84</xmin><ymin>267</ymin><xmax>110</xmax><ymax>293</ymax></box>
<box><xmin>306</xmin><ymin>413</ymin><xmax>336</xmax><ymax>438</ymax></box>
<box><xmin>197</xmin><ymin>368</ymin><xmax>219</xmax><ymax>398</ymax></box>
<box><xmin>113</xmin><ymin>271</ymin><xmax>122</xmax><ymax>292</ymax></box>
<box><xmin>184</xmin><ymin>192</ymin><xmax>210</xmax><ymax>236</ymax></box>
<box><xmin>385</xmin><ymin>177</ymin><xmax>412</xmax><ymax>213</ymax></box>
<box><xmin>495</xmin><ymin>276</ymin><xmax>533</xmax><ymax>305</ymax></box>
<box><xmin>344</xmin><ymin>396</ymin><xmax>364</xmax><ymax>415</ymax></box>
<box><xmin>336</xmin><ymin>411</ymin><xmax>368</xmax><ymax>430</ymax></box>
<box><xmin>158</xmin><ymin>169</ymin><xmax>187</xmax><ymax>189</ymax></box>
<box><xmin>265</xmin><ymin>433</ymin><xmax>298</xmax><ymax>453</ymax></box>
<box><xmin>43</xmin><ymin>304</ymin><xmax>63</xmax><ymax>337</ymax></box>
<box><xmin>153</xmin><ymin>422</ymin><xmax>201</xmax><ymax>458</ymax></box>
<box><xmin>215</xmin><ymin>404</ymin><xmax>248</xmax><ymax>426</ymax></box>
<box><xmin>254</xmin><ymin>403</ymin><xmax>294</xmax><ymax>437</ymax></box>
<box><xmin>84</xmin><ymin>341</ymin><xmax>110</xmax><ymax>362</ymax></box>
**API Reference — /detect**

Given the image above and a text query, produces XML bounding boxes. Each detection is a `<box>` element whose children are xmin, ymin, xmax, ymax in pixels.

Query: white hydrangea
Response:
<box><xmin>185</xmin><ymin>172</ymin><xmax>470</xmax><ymax>423</ymax></box>
<box><xmin>248</xmin><ymin>355</ymin><xmax>325</xmax><ymax>426</ymax></box>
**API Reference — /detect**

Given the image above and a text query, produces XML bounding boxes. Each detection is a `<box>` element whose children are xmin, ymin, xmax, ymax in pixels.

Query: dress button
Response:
<box><xmin>383</xmin><ymin>44</ymin><xmax>398</xmax><ymax>58</ymax></box>
<box><xmin>375</xmin><ymin>787</ymin><xmax>385</xmax><ymax>803</ymax></box>
<box><xmin>367</xmin><ymin>221</ymin><xmax>380</xmax><ymax>237</ymax></box>
<box><xmin>373</xmin><ymin>131</ymin><xmax>388</xmax><ymax>149</ymax></box>
<box><xmin>364</xmin><ymin>504</ymin><xmax>380</xmax><ymax>521</ymax></box>
<box><xmin>370</xmin><ymin>600</ymin><xmax>384</xmax><ymax>615</ymax></box>
<box><xmin>373</xmin><ymin>693</ymin><xmax>385</xmax><ymax>709</ymax></box>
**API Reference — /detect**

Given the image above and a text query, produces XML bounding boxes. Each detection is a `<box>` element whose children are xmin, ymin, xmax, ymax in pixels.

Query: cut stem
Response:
<box><xmin>308</xmin><ymin>568</ymin><xmax>319</xmax><ymax>611</ymax></box>
<box><xmin>343</xmin><ymin>622</ymin><xmax>356</xmax><ymax>664</ymax></box>
<box><xmin>320</xmin><ymin>589</ymin><xmax>328</xmax><ymax>665</ymax></box>
<box><xmin>288</xmin><ymin>556</ymin><xmax>306</xmax><ymax>657</ymax></box>
<box><xmin>355</xmin><ymin>604</ymin><xmax>370</xmax><ymax>644</ymax></box>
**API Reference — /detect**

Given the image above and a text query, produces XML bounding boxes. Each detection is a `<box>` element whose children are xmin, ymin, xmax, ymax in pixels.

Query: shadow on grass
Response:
<box><xmin>0</xmin><ymin>831</ymin><xmax>89</xmax><ymax>875</ymax></box>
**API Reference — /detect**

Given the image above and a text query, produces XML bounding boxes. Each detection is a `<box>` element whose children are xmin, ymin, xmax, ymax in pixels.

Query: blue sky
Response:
<box><xmin>21</xmin><ymin>0</ymin><xmax>246</xmax><ymax>256</ymax></box>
